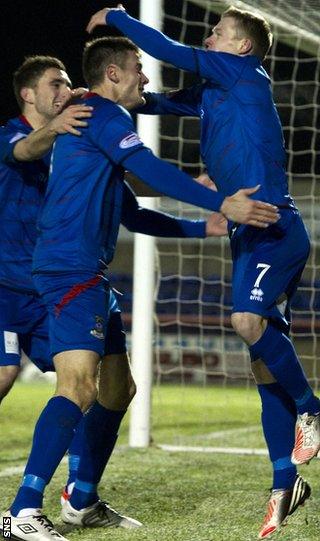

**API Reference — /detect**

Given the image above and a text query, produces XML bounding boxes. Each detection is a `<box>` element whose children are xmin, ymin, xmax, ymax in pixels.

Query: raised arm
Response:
<box><xmin>87</xmin><ymin>7</ymin><xmax>245</xmax><ymax>86</ymax></box>
<box><xmin>87</xmin><ymin>6</ymin><xmax>197</xmax><ymax>73</ymax></box>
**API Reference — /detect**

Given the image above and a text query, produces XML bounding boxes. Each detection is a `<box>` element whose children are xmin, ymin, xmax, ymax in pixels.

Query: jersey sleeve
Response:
<box><xmin>107</xmin><ymin>11</ymin><xmax>245</xmax><ymax>88</ymax></box>
<box><xmin>88</xmin><ymin>105</ymin><xmax>147</xmax><ymax>164</ymax></box>
<box><xmin>135</xmin><ymin>85</ymin><xmax>203</xmax><ymax>117</ymax></box>
<box><xmin>89</xmin><ymin>102</ymin><xmax>224</xmax><ymax>211</ymax></box>
<box><xmin>122</xmin><ymin>148</ymin><xmax>224</xmax><ymax>212</ymax></box>
<box><xmin>193</xmin><ymin>49</ymin><xmax>249</xmax><ymax>88</ymax></box>
<box><xmin>107</xmin><ymin>10</ymin><xmax>197</xmax><ymax>72</ymax></box>
<box><xmin>121</xmin><ymin>181</ymin><xmax>206</xmax><ymax>238</ymax></box>
<box><xmin>0</xmin><ymin>126</ymin><xmax>27</xmax><ymax>164</ymax></box>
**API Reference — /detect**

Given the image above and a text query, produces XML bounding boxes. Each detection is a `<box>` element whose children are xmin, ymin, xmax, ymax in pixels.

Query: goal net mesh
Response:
<box><xmin>150</xmin><ymin>0</ymin><xmax>320</xmax><ymax>449</ymax></box>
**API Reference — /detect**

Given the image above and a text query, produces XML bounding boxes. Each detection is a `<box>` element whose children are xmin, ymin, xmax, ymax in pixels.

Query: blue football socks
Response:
<box><xmin>70</xmin><ymin>401</ymin><xmax>126</xmax><ymax>510</ymax></box>
<box><xmin>65</xmin><ymin>415</ymin><xmax>86</xmax><ymax>487</ymax></box>
<box><xmin>11</xmin><ymin>396</ymin><xmax>82</xmax><ymax>516</ymax></box>
<box><xmin>258</xmin><ymin>383</ymin><xmax>297</xmax><ymax>489</ymax></box>
<box><xmin>250</xmin><ymin>324</ymin><xmax>320</xmax><ymax>415</ymax></box>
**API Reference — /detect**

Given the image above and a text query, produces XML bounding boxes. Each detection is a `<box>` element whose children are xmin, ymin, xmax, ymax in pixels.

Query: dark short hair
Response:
<box><xmin>82</xmin><ymin>37</ymin><xmax>139</xmax><ymax>87</ymax></box>
<box><xmin>13</xmin><ymin>55</ymin><xmax>66</xmax><ymax>109</ymax></box>
<box><xmin>222</xmin><ymin>6</ymin><xmax>273</xmax><ymax>61</ymax></box>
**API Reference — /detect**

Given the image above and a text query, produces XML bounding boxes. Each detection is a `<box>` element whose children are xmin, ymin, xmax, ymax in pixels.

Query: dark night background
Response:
<box><xmin>0</xmin><ymin>0</ymin><xmax>318</xmax><ymax>175</ymax></box>
<box><xmin>0</xmin><ymin>0</ymin><xmax>140</xmax><ymax>123</ymax></box>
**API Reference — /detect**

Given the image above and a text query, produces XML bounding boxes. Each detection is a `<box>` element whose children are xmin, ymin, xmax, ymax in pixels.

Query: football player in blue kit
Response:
<box><xmin>0</xmin><ymin>45</ymin><xmax>253</xmax><ymax>541</ymax></box>
<box><xmin>87</xmin><ymin>4</ymin><xmax>320</xmax><ymax>537</ymax></box>
<box><xmin>0</xmin><ymin>56</ymin><xmax>93</xmax><ymax>404</ymax></box>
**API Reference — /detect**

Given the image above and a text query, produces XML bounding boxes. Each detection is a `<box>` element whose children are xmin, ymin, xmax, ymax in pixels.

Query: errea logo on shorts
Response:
<box><xmin>119</xmin><ymin>133</ymin><xmax>142</xmax><ymax>149</ymax></box>
<box><xmin>250</xmin><ymin>287</ymin><xmax>264</xmax><ymax>302</ymax></box>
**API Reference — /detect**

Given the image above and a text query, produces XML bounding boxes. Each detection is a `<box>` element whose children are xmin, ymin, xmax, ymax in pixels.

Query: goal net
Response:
<box><xmin>149</xmin><ymin>0</ymin><xmax>320</xmax><ymax>451</ymax></box>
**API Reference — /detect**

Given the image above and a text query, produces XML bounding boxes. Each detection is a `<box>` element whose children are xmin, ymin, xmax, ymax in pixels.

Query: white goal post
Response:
<box><xmin>129</xmin><ymin>0</ymin><xmax>162</xmax><ymax>448</ymax></box>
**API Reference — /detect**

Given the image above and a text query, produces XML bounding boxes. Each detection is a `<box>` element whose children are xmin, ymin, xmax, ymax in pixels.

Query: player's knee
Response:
<box><xmin>0</xmin><ymin>365</ymin><xmax>20</xmax><ymax>402</ymax></box>
<box><xmin>78</xmin><ymin>380</ymin><xmax>98</xmax><ymax>411</ymax></box>
<box><xmin>231</xmin><ymin>312</ymin><xmax>266</xmax><ymax>344</ymax></box>
<box><xmin>57</xmin><ymin>376</ymin><xmax>97</xmax><ymax>412</ymax></box>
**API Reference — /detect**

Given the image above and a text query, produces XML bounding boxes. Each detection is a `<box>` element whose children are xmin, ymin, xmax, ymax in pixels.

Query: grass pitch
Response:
<box><xmin>1</xmin><ymin>383</ymin><xmax>319</xmax><ymax>541</ymax></box>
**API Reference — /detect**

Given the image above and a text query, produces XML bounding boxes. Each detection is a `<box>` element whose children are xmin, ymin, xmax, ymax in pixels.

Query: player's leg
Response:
<box><xmin>232</xmin><ymin>311</ymin><xmax>320</xmax><ymax>417</ymax></box>
<box><xmin>64</xmin><ymin>352</ymin><xmax>134</xmax><ymax>504</ymax></box>
<box><xmin>231</xmin><ymin>213</ymin><xmax>320</xmax><ymax>462</ymax></box>
<box><xmin>0</xmin><ymin>287</ymin><xmax>25</xmax><ymax>403</ymax></box>
<box><xmin>250</xmin><ymin>360</ymin><xmax>311</xmax><ymax>538</ymax></box>
<box><xmin>2</xmin><ymin>350</ymin><xmax>93</xmax><ymax>541</ymax></box>
<box><xmin>230</xmin><ymin>215</ymin><xmax>315</xmax><ymax>536</ymax></box>
<box><xmin>232</xmin><ymin>318</ymin><xmax>313</xmax><ymax>536</ymax></box>
<box><xmin>3</xmin><ymin>274</ymin><xmax>109</xmax><ymax>541</ymax></box>
<box><xmin>9</xmin><ymin>351</ymin><xmax>96</xmax><ymax>516</ymax></box>
<box><xmin>62</xmin><ymin>291</ymin><xmax>141</xmax><ymax>528</ymax></box>
<box><xmin>252</xmin><ymin>360</ymin><xmax>297</xmax><ymax>489</ymax></box>
<box><xmin>62</xmin><ymin>351</ymin><xmax>141</xmax><ymax>529</ymax></box>
<box><xmin>63</xmin><ymin>291</ymin><xmax>133</xmax><ymax>494</ymax></box>
<box><xmin>0</xmin><ymin>364</ymin><xmax>20</xmax><ymax>403</ymax></box>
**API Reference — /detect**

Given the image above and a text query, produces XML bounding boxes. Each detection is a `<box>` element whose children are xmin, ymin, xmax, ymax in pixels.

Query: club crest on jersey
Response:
<box><xmin>119</xmin><ymin>133</ymin><xmax>142</xmax><ymax>149</ymax></box>
<box><xmin>250</xmin><ymin>287</ymin><xmax>264</xmax><ymax>302</ymax></box>
<box><xmin>90</xmin><ymin>315</ymin><xmax>105</xmax><ymax>340</ymax></box>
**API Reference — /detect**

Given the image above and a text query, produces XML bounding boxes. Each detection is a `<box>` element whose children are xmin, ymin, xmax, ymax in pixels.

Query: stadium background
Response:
<box><xmin>1</xmin><ymin>2</ymin><xmax>320</xmax><ymax>540</ymax></box>
<box><xmin>1</xmin><ymin>0</ymin><xmax>318</xmax><ymax>383</ymax></box>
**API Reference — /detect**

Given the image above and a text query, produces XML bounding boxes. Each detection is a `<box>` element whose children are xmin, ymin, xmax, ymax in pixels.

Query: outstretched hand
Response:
<box><xmin>86</xmin><ymin>4</ymin><xmax>125</xmax><ymax>33</ymax></box>
<box><xmin>220</xmin><ymin>185</ymin><xmax>279</xmax><ymax>228</ymax></box>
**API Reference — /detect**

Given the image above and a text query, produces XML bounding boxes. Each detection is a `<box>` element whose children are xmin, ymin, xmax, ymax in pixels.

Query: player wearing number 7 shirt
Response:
<box><xmin>88</xmin><ymin>4</ymin><xmax>319</xmax><ymax>538</ymax></box>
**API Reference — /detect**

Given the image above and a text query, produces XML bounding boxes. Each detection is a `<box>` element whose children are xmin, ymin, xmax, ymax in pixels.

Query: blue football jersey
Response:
<box><xmin>0</xmin><ymin>116</ymin><xmax>49</xmax><ymax>293</ymax></box>
<box><xmin>110</xmin><ymin>10</ymin><xmax>294</xmax><ymax>206</ymax></box>
<box><xmin>33</xmin><ymin>94</ymin><xmax>146</xmax><ymax>274</ymax></box>
<box><xmin>33</xmin><ymin>92</ymin><xmax>224</xmax><ymax>275</ymax></box>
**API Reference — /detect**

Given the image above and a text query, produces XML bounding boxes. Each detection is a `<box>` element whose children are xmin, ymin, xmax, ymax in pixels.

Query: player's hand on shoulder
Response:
<box><xmin>86</xmin><ymin>4</ymin><xmax>126</xmax><ymax>33</ymax></box>
<box><xmin>220</xmin><ymin>185</ymin><xmax>280</xmax><ymax>228</ymax></box>
<box><xmin>206</xmin><ymin>212</ymin><xmax>228</xmax><ymax>237</ymax></box>
<box><xmin>49</xmin><ymin>104</ymin><xmax>93</xmax><ymax>137</ymax></box>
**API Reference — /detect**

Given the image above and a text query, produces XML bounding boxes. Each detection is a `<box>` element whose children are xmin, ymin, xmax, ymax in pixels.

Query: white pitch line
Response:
<box><xmin>159</xmin><ymin>444</ymin><xmax>269</xmax><ymax>456</ymax></box>
<box><xmin>195</xmin><ymin>425</ymin><xmax>260</xmax><ymax>440</ymax></box>
<box><xmin>0</xmin><ymin>457</ymin><xmax>68</xmax><ymax>479</ymax></box>
<box><xmin>0</xmin><ymin>465</ymin><xmax>25</xmax><ymax>478</ymax></box>
<box><xmin>159</xmin><ymin>444</ymin><xmax>320</xmax><ymax>458</ymax></box>
<box><xmin>0</xmin><ymin>447</ymin><xmax>128</xmax><ymax>479</ymax></box>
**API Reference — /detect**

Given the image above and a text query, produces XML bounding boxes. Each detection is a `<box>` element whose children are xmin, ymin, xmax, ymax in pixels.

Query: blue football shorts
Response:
<box><xmin>0</xmin><ymin>286</ymin><xmax>53</xmax><ymax>372</ymax></box>
<box><xmin>0</xmin><ymin>279</ymin><xmax>127</xmax><ymax>369</ymax></box>
<box><xmin>33</xmin><ymin>273</ymin><xmax>127</xmax><ymax>358</ymax></box>
<box><xmin>230</xmin><ymin>209</ymin><xmax>310</xmax><ymax>331</ymax></box>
